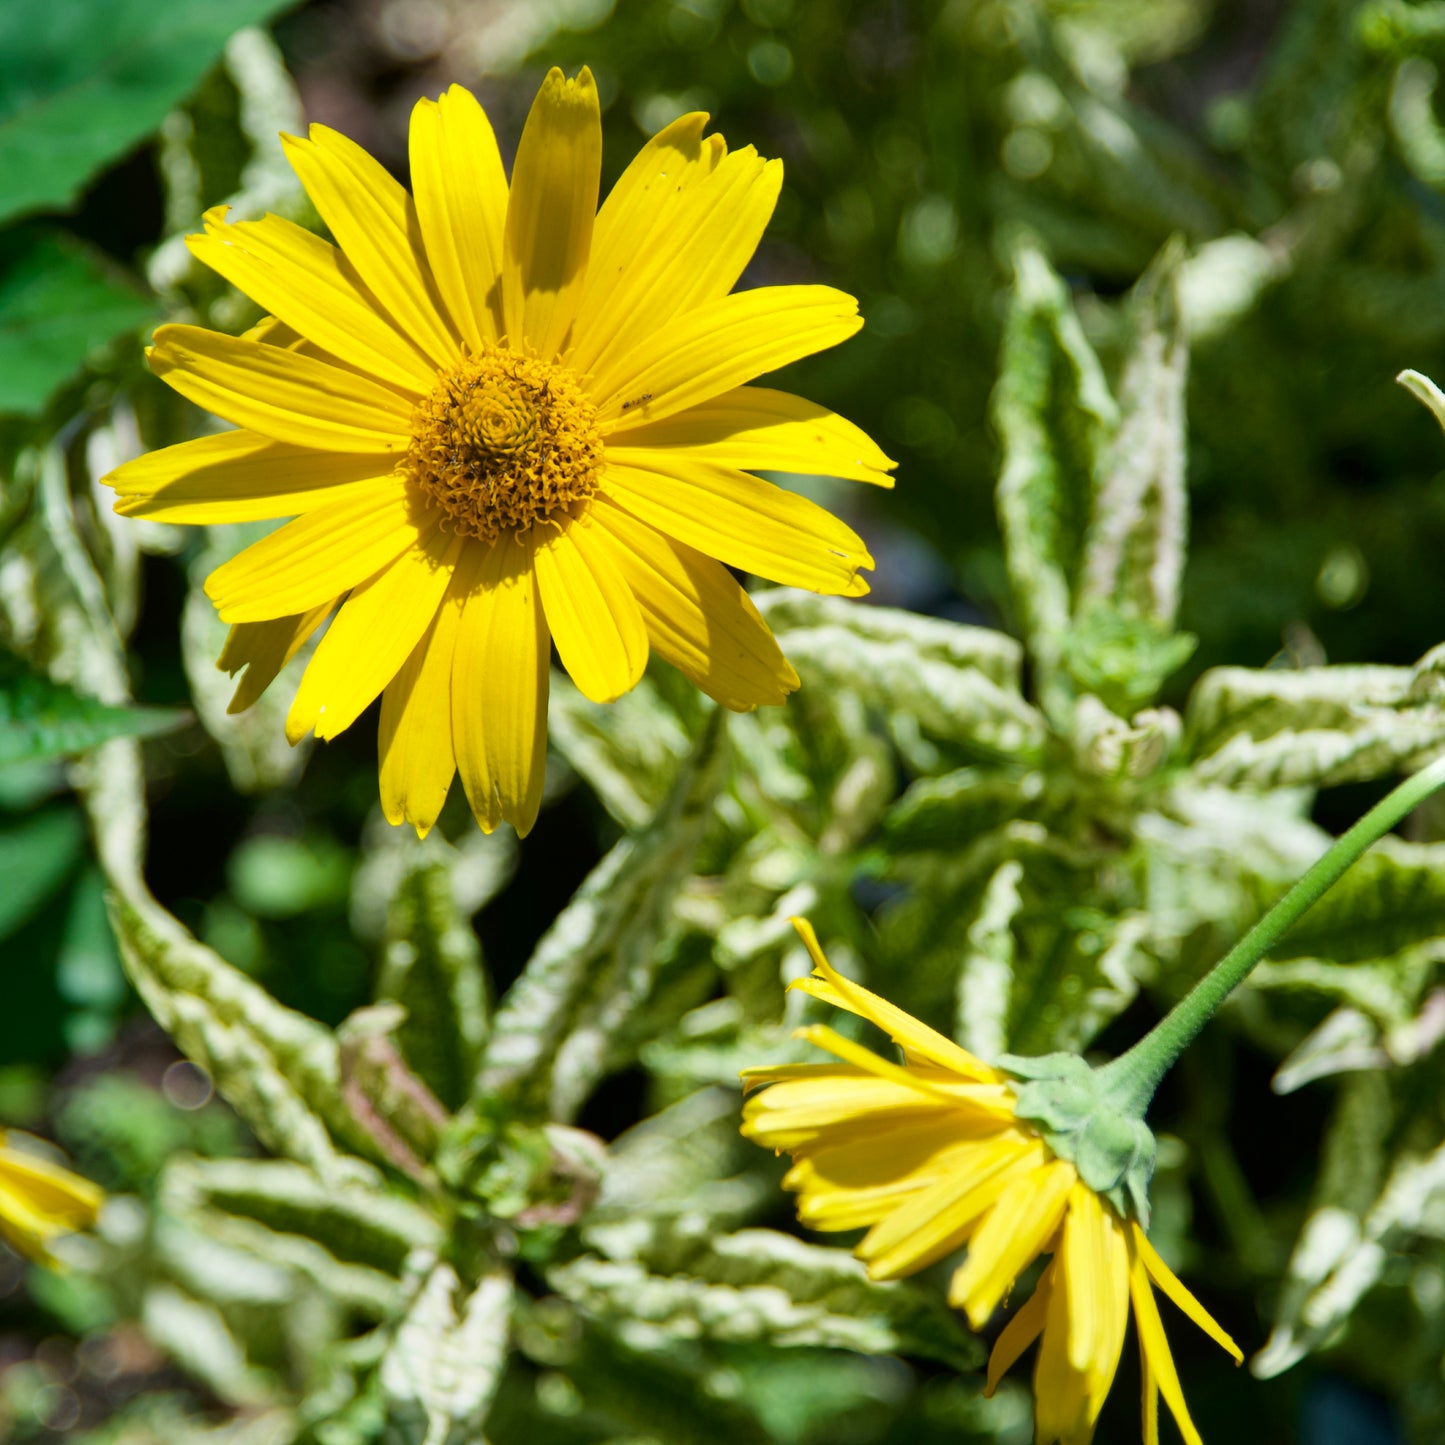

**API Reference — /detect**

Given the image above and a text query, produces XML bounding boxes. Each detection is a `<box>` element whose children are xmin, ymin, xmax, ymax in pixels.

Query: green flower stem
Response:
<box><xmin>1098</xmin><ymin>753</ymin><xmax>1445</xmax><ymax>1117</ymax></box>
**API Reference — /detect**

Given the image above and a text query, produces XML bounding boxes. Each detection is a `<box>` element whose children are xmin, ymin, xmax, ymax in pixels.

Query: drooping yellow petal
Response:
<box><xmin>571</xmin><ymin>146</ymin><xmax>781</xmax><ymax>376</ymax></box>
<box><xmin>1130</xmin><ymin>1225</ymin><xmax>1244</xmax><ymax>1364</ymax></box>
<box><xmin>589</xmin><ymin>285</ymin><xmax>861</xmax><ymax>431</ymax></box>
<box><xmin>204</xmin><ymin>477</ymin><xmax>426</xmax><ymax>623</ymax></box>
<box><xmin>787</xmin><ymin>919</ymin><xmax>1005</xmax><ymax>1083</ymax></box>
<box><xmin>861</xmin><ymin>1136</ymin><xmax>1045</xmax><ymax>1279</ymax></box>
<box><xmin>1127</xmin><ymin>1237</ymin><xmax>1204</xmax><ymax>1445</ymax></box>
<box><xmin>282</xmin><ymin>125</ymin><xmax>461</xmax><ymax>369</ymax></box>
<box><xmin>378</xmin><ymin>558</ymin><xmax>471</xmax><ymax>838</ymax></box>
<box><xmin>792</xmin><ymin>1025</ymin><xmax>959</xmax><ymax>1102</ymax></box>
<box><xmin>148</xmin><ymin>325</ymin><xmax>413</xmax><ymax>454</ymax></box>
<box><xmin>948</xmin><ymin>1158</ymin><xmax>1077</xmax><ymax>1328</ymax></box>
<box><xmin>587</xmin><ymin>496</ymin><xmax>799</xmax><ymax>711</ymax></box>
<box><xmin>409</xmin><ymin>86</ymin><xmax>508</xmax><ymax>349</ymax></box>
<box><xmin>501</xmin><ymin>66</ymin><xmax>601</xmax><ymax>360</ymax></box>
<box><xmin>601</xmin><ymin>455</ymin><xmax>872</xmax><ymax>597</ymax></box>
<box><xmin>568</xmin><ymin>112</ymin><xmax>723</xmax><ymax>372</ymax></box>
<box><xmin>1082</xmin><ymin>1211</ymin><xmax>1133</xmax><ymax>1427</ymax></box>
<box><xmin>187</xmin><ymin>208</ymin><xmax>436</xmax><ymax>393</ymax></box>
<box><xmin>615</xmin><ymin>385</ymin><xmax>896</xmax><ymax>486</ymax></box>
<box><xmin>107</xmin><ymin>429</ymin><xmax>401</xmax><ymax>524</ymax></box>
<box><xmin>452</xmin><ymin>539</ymin><xmax>550</xmax><ymax>836</ymax></box>
<box><xmin>217</xmin><ymin>600</ymin><xmax>338</xmax><ymax>714</ymax></box>
<box><xmin>986</xmin><ymin>1260</ymin><xmax>1054</xmax><ymax>1396</ymax></box>
<box><xmin>286</xmin><ymin>529</ymin><xmax>462</xmax><ymax>743</ymax></box>
<box><xmin>533</xmin><ymin>509</ymin><xmax>648</xmax><ymax>704</ymax></box>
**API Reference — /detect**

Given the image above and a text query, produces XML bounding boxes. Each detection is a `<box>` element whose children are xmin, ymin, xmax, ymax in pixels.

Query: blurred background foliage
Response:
<box><xmin>8</xmin><ymin>0</ymin><xmax>1445</xmax><ymax>1441</ymax></box>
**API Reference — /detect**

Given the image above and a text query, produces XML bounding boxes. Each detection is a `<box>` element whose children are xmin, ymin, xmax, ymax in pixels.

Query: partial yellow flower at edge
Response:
<box><xmin>0</xmin><ymin>1132</ymin><xmax>104</xmax><ymax>1266</ymax></box>
<box><xmin>741</xmin><ymin>919</ymin><xmax>1242</xmax><ymax>1445</ymax></box>
<box><xmin>103</xmin><ymin>69</ymin><xmax>896</xmax><ymax>839</ymax></box>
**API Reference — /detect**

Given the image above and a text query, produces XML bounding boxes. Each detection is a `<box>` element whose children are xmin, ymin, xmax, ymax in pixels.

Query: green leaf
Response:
<box><xmin>108</xmin><ymin>893</ymin><xmax>387</xmax><ymax>1187</ymax></box>
<box><xmin>378</xmin><ymin>1261</ymin><xmax>513</xmax><ymax>1445</ymax></box>
<box><xmin>0</xmin><ymin>804</ymin><xmax>84</xmax><ymax>940</ymax></box>
<box><xmin>0</xmin><ymin>0</ymin><xmax>298</xmax><ymax>225</ymax></box>
<box><xmin>992</xmin><ymin>242</ymin><xmax>1118</xmax><ymax>699</ymax></box>
<box><xmin>758</xmin><ymin>593</ymin><xmax>1046</xmax><ymax>767</ymax></box>
<box><xmin>0</xmin><ymin>229</ymin><xmax>154</xmax><ymax>415</ymax></box>
<box><xmin>0</xmin><ymin>646</ymin><xmax>184</xmax><ymax>762</ymax></box>
<box><xmin>1077</xmin><ymin>238</ymin><xmax>1190</xmax><ymax>633</ymax></box>
<box><xmin>163</xmin><ymin>1155</ymin><xmax>440</xmax><ymax>1282</ymax></box>
<box><xmin>477</xmin><ymin>713</ymin><xmax>727</xmax><ymax>1122</ymax></box>
<box><xmin>1184</xmin><ymin>662</ymin><xmax>1445</xmax><ymax>788</ymax></box>
<box><xmin>548</xmin><ymin>671</ymin><xmax>694</xmax><ymax>829</ymax></box>
<box><xmin>377</xmin><ymin>855</ymin><xmax>490</xmax><ymax>1113</ymax></box>
<box><xmin>953</xmin><ymin>860</ymin><xmax>1024</xmax><ymax>1060</ymax></box>
<box><xmin>549</xmin><ymin>1226</ymin><xmax>981</xmax><ymax>1371</ymax></box>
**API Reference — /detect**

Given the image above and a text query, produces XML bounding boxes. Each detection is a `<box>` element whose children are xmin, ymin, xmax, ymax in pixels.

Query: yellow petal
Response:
<box><xmin>204</xmin><ymin>477</ymin><xmax>426</xmax><ymax>623</ymax></box>
<box><xmin>218</xmin><ymin>601</ymin><xmax>338</xmax><ymax>714</ymax></box>
<box><xmin>148</xmin><ymin>324</ymin><xmax>413</xmax><ymax>453</ymax></box>
<box><xmin>601</xmin><ymin>455</ymin><xmax>872</xmax><ymax>596</ymax></box>
<box><xmin>187</xmin><ymin>208</ymin><xmax>436</xmax><ymax>393</ymax></box>
<box><xmin>281</xmin><ymin>125</ymin><xmax>461</xmax><ymax>369</ymax></box>
<box><xmin>589</xmin><ymin>285</ymin><xmax>861</xmax><ymax>431</ymax></box>
<box><xmin>948</xmin><ymin>1158</ymin><xmax>1077</xmax><ymax>1328</ymax></box>
<box><xmin>793</xmin><ymin>1024</ymin><xmax>956</xmax><ymax>1101</ymax></box>
<box><xmin>787</xmin><ymin>918</ymin><xmax>1004</xmax><ymax>1083</ymax></box>
<box><xmin>861</xmin><ymin>1136</ymin><xmax>1045</xmax><ymax>1279</ymax></box>
<box><xmin>1034</xmin><ymin>1257</ymin><xmax>1091</xmax><ymax>1445</ymax></box>
<box><xmin>502</xmin><ymin>66</ymin><xmax>601</xmax><ymax>359</ymax></box>
<box><xmin>286</xmin><ymin>530</ymin><xmax>462</xmax><ymax>743</ymax></box>
<box><xmin>571</xmin><ymin>145</ymin><xmax>781</xmax><ymax>375</ymax></box>
<box><xmin>741</xmin><ymin>1068</ymin><xmax>957</xmax><ymax>1149</ymax></box>
<box><xmin>409</xmin><ymin>86</ymin><xmax>508</xmax><ymax>349</ymax></box>
<box><xmin>615</xmin><ymin>385</ymin><xmax>895</xmax><ymax>486</ymax></box>
<box><xmin>533</xmin><ymin>509</ymin><xmax>648</xmax><ymax>704</ymax></box>
<box><xmin>1131</xmin><ymin>1225</ymin><xmax>1243</xmax><ymax>1363</ymax></box>
<box><xmin>1127</xmin><ymin>1237</ymin><xmax>1203</xmax><ymax>1445</ymax></box>
<box><xmin>986</xmin><ymin>1260</ymin><xmax>1053</xmax><ymax>1395</ymax></box>
<box><xmin>452</xmin><ymin>540</ymin><xmax>550</xmax><ymax>836</ymax></box>
<box><xmin>107</xmin><ymin>429</ymin><xmax>401</xmax><ymax>524</ymax></box>
<box><xmin>0</xmin><ymin>1139</ymin><xmax>103</xmax><ymax>1229</ymax></box>
<box><xmin>378</xmin><ymin>562</ymin><xmax>471</xmax><ymax>837</ymax></box>
<box><xmin>568</xmin><ymin>112</ymin><xmax>722</xmax><ymax>373</ymax></box>
<box><xmin>588</xmin><ymin>496</ymin><xmax>798</xmax><ymax>711</ymax></box>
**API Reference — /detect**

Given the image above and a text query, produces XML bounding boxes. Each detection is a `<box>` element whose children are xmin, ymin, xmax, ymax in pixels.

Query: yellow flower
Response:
<box><xmin>742</xmin><ymin>920</ymin><xmax>1242</xmax><ymax>1445</ymax></box>
<box><xmin>0</xmin><ymin>1132</ymin><xmax>103</xmax><ymax>1265</ymax></box>
<box><xmin>104</xmin><ymin>70</ymin><xmax>893</xmax><ymax>837</ymax></box>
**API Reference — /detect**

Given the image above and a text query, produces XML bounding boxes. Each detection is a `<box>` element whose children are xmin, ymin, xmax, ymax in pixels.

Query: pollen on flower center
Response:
<box><xmin>406</xmin><ymin>347</ymin><xmax>604</xmax><ymax>541</ymax></box>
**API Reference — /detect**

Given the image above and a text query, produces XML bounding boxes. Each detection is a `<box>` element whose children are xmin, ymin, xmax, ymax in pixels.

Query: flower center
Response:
<box><xmin>406</xmin><ymin>347</ymin><xmax>604</xmax><ymax>541</ymax></box>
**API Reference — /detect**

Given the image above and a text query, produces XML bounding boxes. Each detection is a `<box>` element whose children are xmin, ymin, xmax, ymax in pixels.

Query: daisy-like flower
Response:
<box><xmin>104</xmin><ymin>70</ymin><xmax>893</xmax><ymax>836</ymax></box>
<box><xmin>742</xmin><ymin>920</ymin><xmax>1242</xmax><ymax>1445</ymax></box>
<box><xmin>0</xmin><ymin>1132</ymin><xmax>103</xmax><ymax>1264</ymax></box>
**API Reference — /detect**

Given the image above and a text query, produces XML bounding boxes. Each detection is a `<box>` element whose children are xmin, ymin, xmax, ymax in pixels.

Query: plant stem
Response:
<box><xmin>1098</xmin><ymin>753</ymin><xmax>1445</xmax><ymax>1115</ymax></box>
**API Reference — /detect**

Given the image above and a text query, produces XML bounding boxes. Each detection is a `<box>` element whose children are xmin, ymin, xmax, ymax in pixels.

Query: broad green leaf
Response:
<box><xmin>140</xmin><ymin>1283</ymin><xmax>278</xmax><ymax>1408</ymax></box>
<box><xmin>377</xmin><ymin>857</ymin><xmax>490</xmax><ymax>1113</ymax></box>
<box><xmin>549</xmin><ymin>1226</ymin><xmax>981</xmax><ymax>1372</ymax></box>
<box><xmin>1078</xmin><ymin>239</ymin><xmax>1190</xmax><ymax>632</ymax></box>
<box><xmin>108</xmin><ymin>895</ymin><xmax>386</xmax><ymax>1187</ymax></box>
<box><xmin>477</xmin><ymin>713</ymin><xmax>727</xmax><ymax>1122</ymax></box>
<box><xmin>0</xmin><ymin>804</ymin><xmax>84</xmax><ymax>940</ymax></box>
<box><xmin>992</xmin><ymin>243</ymin><xmax>1118</xmax><ymax>699</ymax></box>
<box><xmin>0</xmin><ymin>229</ymin><xmax>154</xmax><ymax>415</ymax></box>
<box><xmin>0</xmin><ymin>0</ymin><xmax>297</xmax><ymax>224</ymax></box>
<box><xmin>0</xmin><ymin>646</ymin><xmax>183</xmax><ymax>764</ymax></box>
<box><xmin>378</xmin><ymin>1260</ymin><xmax>513</xmax><ymax>1445</ymax></box>
<box><xmin>882</xmin><ymin>768</ymin><xmax>1050</xmax><ymax>853</ymax></box>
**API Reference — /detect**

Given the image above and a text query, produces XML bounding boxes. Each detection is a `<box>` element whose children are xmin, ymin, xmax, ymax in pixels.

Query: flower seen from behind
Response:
<box><xmin>0</xmin><ymin>1132</ymin><xmax>103</xmax><ymax>1265</ymax></box>
<box><xmin>105</xmin><ymin>69</ymin><xmax>894</xmax><ymax>837</ymax></box>
<box><xmin>741</xmin><ymin>920</ymin><xmax>1241</xmax><ymax>1445</ymax></box>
